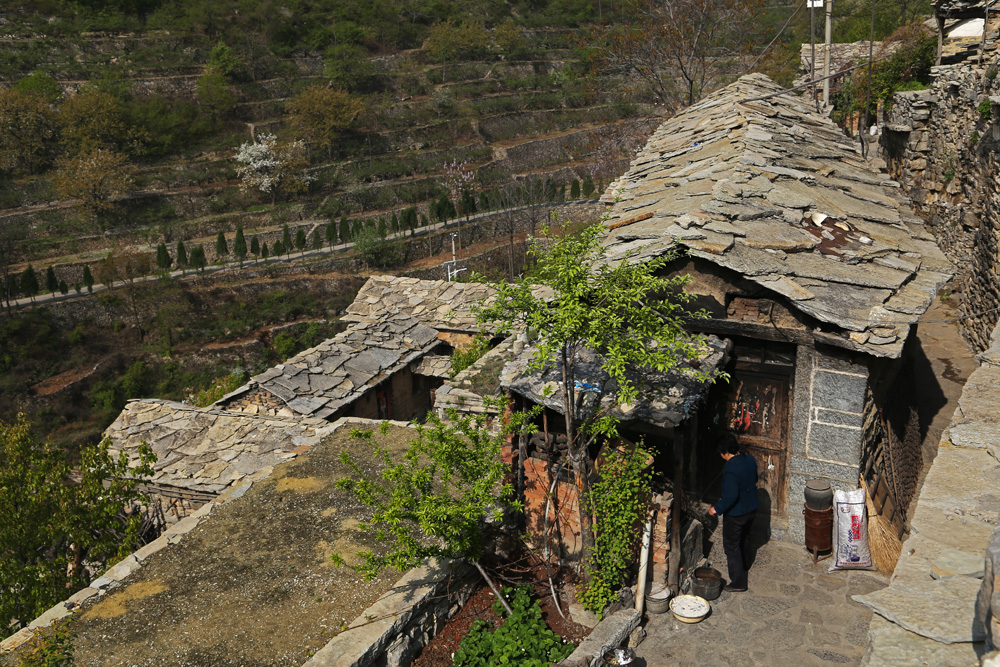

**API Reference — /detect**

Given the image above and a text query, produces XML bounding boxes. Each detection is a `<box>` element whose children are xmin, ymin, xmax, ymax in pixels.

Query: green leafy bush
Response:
<box><xmin>977</xmin><ymin>99</ymin><xmax>991</xmax><ymax>122</ymax></box>
<box><xmin>450</xmin><ymin>335</ymin><xmax>492</xmax><ymax>376</ymax></box>
<box><xmin>452</xmin><ymin>586</ymin><xmax>575</xmax><ymax>667</ymax></box>
<box><xmin>580</xmin><ymin>444</ymin><xmax>652</xmax><ymax>617</ymax></box>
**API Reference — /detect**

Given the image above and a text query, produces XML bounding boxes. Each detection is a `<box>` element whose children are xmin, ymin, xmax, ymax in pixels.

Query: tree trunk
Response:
<box><xmin>561</xmin><ymin>347</ymin><xmax>595</xmax><ymax>566</ymax></box>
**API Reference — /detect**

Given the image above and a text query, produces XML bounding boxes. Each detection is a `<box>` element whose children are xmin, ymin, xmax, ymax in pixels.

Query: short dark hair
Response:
<box><xmin>717</xmin><ymin>433</ymin><xmax>740</xmax><ymax>456</ymax></box>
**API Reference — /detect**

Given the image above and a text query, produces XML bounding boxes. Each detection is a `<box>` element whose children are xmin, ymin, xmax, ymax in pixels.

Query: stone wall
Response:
<box><xmin>880</xmin><ymin>54</ymin><xmax>1000</xmax><ymax>351</ymax></box>
<box><xmin>303</xmin><ymin>558</ymin><xmax>478</xmax><ymax>667</ymax></box>
<box><xmin>787</xmin><ymin>344</ymin><xmax>869</xmax><ymax>542</ymax></box>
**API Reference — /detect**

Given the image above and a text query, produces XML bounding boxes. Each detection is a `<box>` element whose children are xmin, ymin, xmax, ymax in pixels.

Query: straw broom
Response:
<box><xmin>860</xmin><ymin>475</ymin><xmax>902</xmax><ymax>574</ymax></box>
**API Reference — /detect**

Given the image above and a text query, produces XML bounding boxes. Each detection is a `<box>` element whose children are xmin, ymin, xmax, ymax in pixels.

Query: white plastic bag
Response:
<box><xmin>829</xmin><ymin>487</ymin><xmax>874</xmax><ymax>571</ymax></box>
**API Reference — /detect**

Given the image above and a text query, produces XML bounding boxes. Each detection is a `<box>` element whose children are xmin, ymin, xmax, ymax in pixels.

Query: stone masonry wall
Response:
<box><xmin>787</xmin><ymin>344</ymin><xmax>869</xmax><ymax>542</ymax></box>
<box><xmin>880</xmin><ymin>54</ymin><xmax>1000</xmax><ymax>351</ymax></box>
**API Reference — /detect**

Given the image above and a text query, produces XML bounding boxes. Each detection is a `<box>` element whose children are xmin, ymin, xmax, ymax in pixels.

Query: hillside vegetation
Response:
<box><xmin>0</xmin><ymin>0</ymin><xmax>934</xmax><ymax>451</ymax></box>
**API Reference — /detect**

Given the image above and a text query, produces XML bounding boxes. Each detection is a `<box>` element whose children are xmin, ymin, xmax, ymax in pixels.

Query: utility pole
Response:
<box><xmin>822</xmin><ymin>0</ymin><xmax>833</xmax><ymax>106</ymax></box>
<box><xmin>809</xmin><ymin>0</ymin><xmax>822</xmax><ymax>111</ymax></box>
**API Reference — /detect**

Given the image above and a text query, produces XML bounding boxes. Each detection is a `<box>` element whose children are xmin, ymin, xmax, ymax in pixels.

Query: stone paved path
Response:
<box><xmin>636</xmin><ymin>539</ymin><xmax>888</xmax><ymax>666</ymax></box>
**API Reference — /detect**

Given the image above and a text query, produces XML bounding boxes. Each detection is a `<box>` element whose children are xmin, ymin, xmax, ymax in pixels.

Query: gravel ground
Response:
<box><xmin>64</xmin><ymin>424</ymin><xmax>416</xmax><ymax>667</ymax></box>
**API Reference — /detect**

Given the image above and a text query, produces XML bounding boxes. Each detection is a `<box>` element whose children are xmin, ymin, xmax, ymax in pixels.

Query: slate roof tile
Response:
<box><xmin>601</xmin><ymin>73</ymin><xmax>952</xmax><ymax>358</ymax></box>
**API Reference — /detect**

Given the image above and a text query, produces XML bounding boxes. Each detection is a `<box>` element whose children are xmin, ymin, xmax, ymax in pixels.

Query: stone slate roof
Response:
<box><xmin>600</xmin><ymin>74</ymin><xmax>952</xmax><ymax>358</ymax></box>
<box><xmin>342</xmin><ymin>275</ymin><xmax>494</xmax><ymax>332</ymax></box>
<box><xmin>105</xmin><ymin>399</ymin><xmax>336</xmax><ymax>494</ymax></box>
<box><xmin>413</xmin><ymin>354</ymin><xmax>454</xmax><ymax>378</ymax></box>
<box><xmin>224</xmin><ymin>313</ymin><xmax>442</xmax><ymax>419</ymax></box>
<box><xmin>500</xmin><ymin>336</ymin><xmax>730</xmax><ymax>429</ymax></box>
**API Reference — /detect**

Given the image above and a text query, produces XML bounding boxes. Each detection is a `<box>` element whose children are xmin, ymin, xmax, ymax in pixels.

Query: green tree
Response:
<box><xmin>311</xmin><ymin>227</ymin><xmax>321</xmax><ymax>250</ymax></box>
<box><xmin>377</xmin><ymin>217</ymin><xmax>387</xmax><ymax>239</ymax></box>
<box><xmin>12</xmin><ymin>72</ymin><xmax>62</xmax><ymax>103</ymax></box>
<box><xmin>261</xmin><ymin>240</ymin><xmax>270</xmax><ymax>259</ymax></box>
<box><xmin>325</xmin><ymin>220</ymin><xmax>336</xmax><ymax>247</ymax></box>
<box><xmin>282</xmin><ymin>223</ymin><xmax>292</xmax><ymax>256</ymax></box>
<box><xmin>82</xmin><ymin>265</ymin><xmax>94</xmax><ymax>293</ymax></box>
<box><xmin>196</xmin><ymin>69</ymin><xmax>237</xmax><ymax>120</ymax></box>
<box><xmin>176</xmin><ymin>240</ymin><xmax>188</xmax><ymax>269</ymax></box>
<box><xmin>233</xmin><ymin>225</ymin><xmax>248</xmax><ymax>267</ymax></box>
<box><xmin>19</xmin><ymin>265</ymin><xmax>38</xmax><ymax>302</ymax></box>
<box><xmin>285</xmin><ymin>86</ymin><xmax>364</xmax><ymax>158</ymax></box>
<box><xmin>0</xmin><ymin>88</ymin><xmax>58</xmax><ymax>174</ymax></box>
<box><xmin>59</xmin><ymin>280</ymin><xmax>68</xmax><ymax>296</ymax></box>
<box><xmin>423</xmin><ymin>19</ymin><xmax>490</xmax><ymax>79</ymax></box>
<box><xmin>0</xmin><ymin>415</ymin><xmax>155</xmax><ymax>639</ymax></box>
<box><xmin>493</xmin><ymin>18</ymin><xmax>528</xmax><ymax>58</ymax></box>
<box><xmin>156</xmin><ymin>242</ymin><xmax>172</xmax><ymax>270</ymax></box>
<box><xmin>189</xmin><ymin>244</ymin><xmax>207</xmax><ymax>273</ymax></box>
<box><xmin>272</xmin><ymin>239</ymin><xmax>284</xmax><ymax>256</ymax></box>
<box><xmin>339</xmin><ymin>216</ymin><xmax>350</xmax><ymax>243</ymax></box>
<box><xmin>250</xmin><ymin>235</ymin><xmax>260</xmax><ymax>259</ymax></box>
<box><xmin>52</xmin><ymin>149</ymin><xmax>135</xmax><ymax>226</ymax></box>
<box><xmin>57</xmin><ymin>89</ymin><xmax>140</xmax><ymax>156</ymax></box>
<box><xmin>352</xmin><ymin>224</ymin><xmax>404</xmax><ymax>269</ymax></box>
<box><xmin>45</xmin><ymin>266</ymin><xmax>57</xmax><ymax>294</ymax></box>
<box><xmin>216</xmin><ymin>231</ymin><xmax>228</xmax><ymax>260</ymax></box>
<box><xmin>334</xmin><ymin>409</ymin><xmax>531</xmax><ymax>614</ymax></box>
<box><xmin>582</xmin><ymin>175</ymin><xmax>595</xmax><ymax>198</ymax></box>
<box><xmin>207</xmin><ymin>41</ymin><xmax>240</xmax><ymax>77</ymax></box>
<box><xmin>323</xmin><ymin>44</ymin><xmax>376</xmax><ymax>93</ymax></box>
<box><xmin>434</xmin><ymin>193</ymin><xmax>456</xmax><ymax>222</ymax></box>
<box><xmin>295</xmin><ymin>226</ymin><xmax>306</xmax><ymax>251</ymax></box>
<box><xmin>476</xmin><ymin>222</ymin><xmax>718</xmax><ymax>564</ymax></box>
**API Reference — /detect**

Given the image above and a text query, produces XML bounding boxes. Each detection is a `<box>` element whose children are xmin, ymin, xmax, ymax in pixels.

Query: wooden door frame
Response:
<box><xmin>724</xmin><ymin>364</ymin><xmax>792</xmax><ymax>515</ymax></box>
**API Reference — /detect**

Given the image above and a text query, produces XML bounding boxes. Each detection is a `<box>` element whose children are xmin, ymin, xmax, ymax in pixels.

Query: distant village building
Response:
<box><xmin>105</xmin><ymin>276</ymin><xmax>496</xmax><ymax>523</ymax></box>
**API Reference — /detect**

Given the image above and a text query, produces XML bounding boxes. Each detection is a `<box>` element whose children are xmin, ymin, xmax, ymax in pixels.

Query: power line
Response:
<box><xmin>745</xmin><ymin>0</ymin><xmax>807</xmax><ymax>74</ymax></box>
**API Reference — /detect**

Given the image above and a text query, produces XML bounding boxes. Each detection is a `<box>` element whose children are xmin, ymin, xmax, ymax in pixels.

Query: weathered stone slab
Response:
<box><xmin>853</xmin><ymin>575</ymin><xmax>985</xmax><ymax>643</ymax></box>
<box><xmin>560</xmin><ymin>609</ymin><xmax>641</xmax><ymax>667</ymax></box>
<box><xmin>569</xmin><ymin>603</ymin><xmax>600</xmax><ymax>629</ymax></box>
<box><xmin>26</xmin><ymin>601</ymin><xmax>73</xmax><ymax>630</ymax></box>
<box><xmin>931</xmin><ymin>548</ymin><xmax>986</xmax><ymax>580</ymax></box>
<box><xmin>862</xmin><ymin>616</ymin><xmax>985</xmax><ymax>666</ymax></box>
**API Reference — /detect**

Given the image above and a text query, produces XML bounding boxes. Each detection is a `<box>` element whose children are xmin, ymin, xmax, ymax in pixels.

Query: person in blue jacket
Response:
<box><xmin>707</xmin><ymin>432</ymin><xmax>759</xmax><ymax>592</ymax></box>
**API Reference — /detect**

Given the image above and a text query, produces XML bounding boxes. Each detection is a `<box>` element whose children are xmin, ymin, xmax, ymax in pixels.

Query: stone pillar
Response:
<box><xmin>787</xmin><ymin>345</ymin><xmax>868</xmax><ymax>543</ymax></box>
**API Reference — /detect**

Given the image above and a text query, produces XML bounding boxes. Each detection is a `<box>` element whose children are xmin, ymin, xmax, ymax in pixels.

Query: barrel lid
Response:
<box><xmin>805</xmin><ymin>479</ymin><xmax>832</xmax><ymax>491</ymax></box>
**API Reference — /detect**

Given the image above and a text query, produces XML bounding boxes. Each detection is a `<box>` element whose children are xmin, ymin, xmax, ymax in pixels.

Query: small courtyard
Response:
<box><xmin>637</xmin><ymin>539</ymin><xmax>887</xmax><ymax>666</ymax></box>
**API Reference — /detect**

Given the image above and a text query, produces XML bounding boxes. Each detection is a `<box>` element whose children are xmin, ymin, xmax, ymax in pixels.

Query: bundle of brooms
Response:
<box><xmin>860</xmin><ymin>475</ymin><xmax>902</xmax><ymax>574</ymax></box>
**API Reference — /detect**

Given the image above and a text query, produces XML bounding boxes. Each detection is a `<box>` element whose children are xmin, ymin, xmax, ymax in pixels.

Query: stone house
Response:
<box><xmin>104</xmin><ymin>276</ymin><xmax>495</xmax><ymax>522</ymax></box>
<box><xmin>105</xmin><ymin>399</ymin><xmax>338</xmax><ymax>523</ymax></box>
<box><xmin>216</xmin><ymin>275</ymin><xmax>494</xmax><ymax>423</ymax></box>
<box><xmin>598</xmin><ymin>73</ymin><xmax>952</xmax><ymax>542</ymax></box>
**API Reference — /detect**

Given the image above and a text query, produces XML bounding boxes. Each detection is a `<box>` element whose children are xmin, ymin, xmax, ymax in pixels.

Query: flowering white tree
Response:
<box><xmin>234</xmin><ymin>133</ymin><xmax>313</xmax><ymax>203</ymax></box>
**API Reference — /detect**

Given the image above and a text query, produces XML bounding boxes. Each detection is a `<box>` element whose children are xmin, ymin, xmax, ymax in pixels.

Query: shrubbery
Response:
<box><xmin>453</xmin><ymin>586</ymin><xmax>574</xmax><ymax>667</ymax></box>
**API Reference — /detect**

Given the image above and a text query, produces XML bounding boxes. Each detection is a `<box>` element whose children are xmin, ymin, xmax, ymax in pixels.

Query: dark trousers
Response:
<box><xmin>722</xmin><ymin>512</ymin><xmax>755</xmax><ymax>589</ymax></box>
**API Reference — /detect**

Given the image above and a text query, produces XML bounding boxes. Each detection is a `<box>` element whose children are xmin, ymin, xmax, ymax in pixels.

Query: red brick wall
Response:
<box><xmin>522</xmin><ymin>456</ymin><xmax>673</xmax><ymax>564</ymax></box>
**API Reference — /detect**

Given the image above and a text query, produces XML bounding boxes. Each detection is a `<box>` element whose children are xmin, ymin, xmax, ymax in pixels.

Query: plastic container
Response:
<box><xmin>644</xmin><ymin>583</ymin><xmax>672</xmax><ymax>614</ymax></box>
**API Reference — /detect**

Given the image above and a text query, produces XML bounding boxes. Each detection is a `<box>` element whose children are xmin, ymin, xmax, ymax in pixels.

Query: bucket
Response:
<box><xmin>803</xmin><ymin>504</ymin><xmax>833</xmax><ymax>552</ymax></box>
<box><xmin>644</xmin><ymin>583</ymin><xmax>672</xmax><ymax>614</ymax></box>
<box><xmin>689</xmin><ymin>567</ymin><xmax>722</xmax><ymax>601</ymax></box>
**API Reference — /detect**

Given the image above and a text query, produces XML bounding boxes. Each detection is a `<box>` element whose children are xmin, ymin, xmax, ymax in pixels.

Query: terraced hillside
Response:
<box><xmin>0</xmin><ymin>4</ymin><xmax>651</xmax><ymax>291</ymax></box>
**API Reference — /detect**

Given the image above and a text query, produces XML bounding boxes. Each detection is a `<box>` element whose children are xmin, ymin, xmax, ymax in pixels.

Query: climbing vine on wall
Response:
<box><xmin>579</xmin><ymin>444</ymin><xmax>652</xmax><ymax>617</ymax></box>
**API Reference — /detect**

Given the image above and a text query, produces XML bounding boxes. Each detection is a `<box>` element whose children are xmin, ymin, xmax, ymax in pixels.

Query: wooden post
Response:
<box><xmin>668</xmin><ymin>427</ymin><xmax>684</xmax><ymax>595</ymax></box>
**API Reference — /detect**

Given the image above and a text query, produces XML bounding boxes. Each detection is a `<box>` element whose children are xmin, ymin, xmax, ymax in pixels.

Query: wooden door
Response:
<box><xmin>724</xmin><ymin>371</ymin><xmax>790</xmax><ymax>514</ymax></box>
